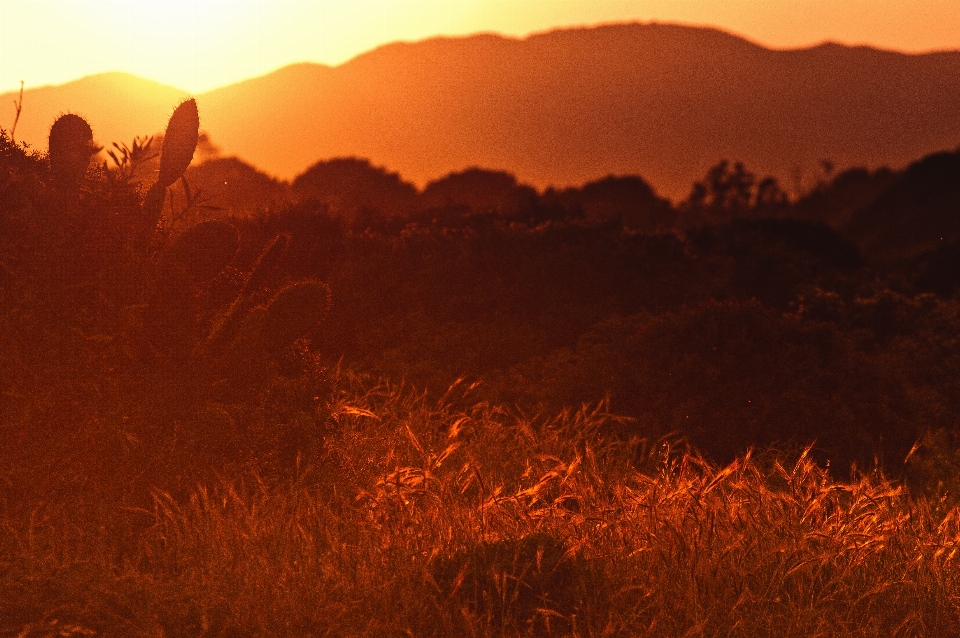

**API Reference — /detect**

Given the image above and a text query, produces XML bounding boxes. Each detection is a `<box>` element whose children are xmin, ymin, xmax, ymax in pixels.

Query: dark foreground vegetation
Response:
<box><xmin>2</xmin><ymin>103</ymin><xmax>960</xmax><ymax>635</ymax></box>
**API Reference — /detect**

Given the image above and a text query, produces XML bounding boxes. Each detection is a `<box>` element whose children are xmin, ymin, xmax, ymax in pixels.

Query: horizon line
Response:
<box><xmin>3</xmin><ymin>19</ymin><xmax>959</xmax><ymax>97</ymax></box>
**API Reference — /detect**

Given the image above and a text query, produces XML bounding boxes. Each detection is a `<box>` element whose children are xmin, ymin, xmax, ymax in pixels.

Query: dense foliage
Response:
<box><xmin>217</xmin><ymin>149</ymin><xmax>960</xmax><ymax>479</ymax></box>
<box><xmin>2</xmin><ymin>104</ymin><xmax>960</xmax><ymax>634</ymax></box>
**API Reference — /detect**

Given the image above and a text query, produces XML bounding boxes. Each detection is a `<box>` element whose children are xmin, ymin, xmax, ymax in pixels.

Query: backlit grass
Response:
<box><xmin>2</xmin><ymin>375</ymin><xmax>959</xmax><ymax>637</ymax></box>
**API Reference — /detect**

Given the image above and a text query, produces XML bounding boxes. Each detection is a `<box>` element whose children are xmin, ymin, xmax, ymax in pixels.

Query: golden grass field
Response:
<box><xmin>3</xmin><ymin>374</ymin><xmax>958</xmax><ymax>637</ymax></box>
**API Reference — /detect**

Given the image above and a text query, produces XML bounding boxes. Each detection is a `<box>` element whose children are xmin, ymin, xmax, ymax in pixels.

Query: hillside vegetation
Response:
<box><xmin>2</xmin><ymin>101</ymin><xmax>960</xmax><ymax>635</ymax></box>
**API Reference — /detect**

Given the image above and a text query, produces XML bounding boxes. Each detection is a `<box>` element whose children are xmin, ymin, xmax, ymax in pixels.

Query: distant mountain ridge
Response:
<box><xmin>2</xmin><ymin>72</ymin><xmax>189</xmax><ymax>154</ymax></box>
<box><xmin>3</xmin><ymin>23</ymin><xmax>960</xmax><ymax>199</ymax></box>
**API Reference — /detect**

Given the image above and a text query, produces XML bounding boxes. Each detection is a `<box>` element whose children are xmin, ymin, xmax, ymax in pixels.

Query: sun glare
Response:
<box><xmin>71</xmin><ymin>0</ymin><xmax>265</xmax><ymax>93</ymax></box>
<box><xmin>102</xmin><ymin>0</ymin><xmax>231</xmax><ymax>30</ymax></box>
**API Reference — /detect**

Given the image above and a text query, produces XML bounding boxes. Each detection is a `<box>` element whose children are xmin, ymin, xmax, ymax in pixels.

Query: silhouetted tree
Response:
<box><xmin>844</xmin><ymin>150</ymin><xmax>960</xmax><ymax>264</ymax></box>
<box><xmin>292</xmin><ymin>157</ymin><xmax>418</xmax><ymax>222</ymax></box>
<box><xmin>549</xmin><ymin>175</ymin><xmax>676</xmax><ymax>233</ymax></box>
<box><xmin>181</xmin><ymin>156</ymin><xmax>290</xmax><ymax>219</ymax></box>
<box><xmin>682</xmin><ymin>160</ymin><xmax>789</xmax><ymax>226</ymax></box>
<box><xmin>419</xmin><ymin>167</ymin><xmax>537</xmax><ymax>217</ymax></box>
<box><xmin>791</xmin><ymin>166</ymin><xmax>896</xmax><ymax>229</ymax></box>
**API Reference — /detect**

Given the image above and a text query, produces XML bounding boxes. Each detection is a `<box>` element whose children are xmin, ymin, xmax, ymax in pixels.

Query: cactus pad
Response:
<box><xmin>157</xmin><ymin>98</ymin><xmax>199</xmax><ymax>188</ymax></box>
<box><xmin>49</xmin><ymin>113</ymin><xmax>96</xmax><ymax>188</ymax></box>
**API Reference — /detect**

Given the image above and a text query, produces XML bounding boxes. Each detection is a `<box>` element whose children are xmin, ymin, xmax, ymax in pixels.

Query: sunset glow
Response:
<box><xmin>6</xmin><ymin>0</ymin><xmax>960</xmax><ymax>631</ymax></box>
<box><xmin>2</xmin><ymin>0</ymin><xmax>960</xmax><ymax>95</ymax></box>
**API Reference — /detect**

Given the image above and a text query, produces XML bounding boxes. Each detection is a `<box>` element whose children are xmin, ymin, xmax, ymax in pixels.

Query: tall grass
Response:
<box><xmin>2</xmin><ymin>375</ymin><xmax>959</xmax><ymax>637</ymax></box>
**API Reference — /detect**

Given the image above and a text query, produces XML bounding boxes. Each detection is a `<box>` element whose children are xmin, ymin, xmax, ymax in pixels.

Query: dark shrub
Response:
<box><xmin>511</xmin><ymin>300</ymin><xmax>925</xmax><ymax>473</ymax></box>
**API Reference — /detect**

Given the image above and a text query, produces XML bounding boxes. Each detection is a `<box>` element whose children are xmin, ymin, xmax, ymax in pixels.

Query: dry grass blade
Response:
<box><xmin>3</xmin><ymin>383</ymin><xmax>960</xmax><ymax>636</ymax></box>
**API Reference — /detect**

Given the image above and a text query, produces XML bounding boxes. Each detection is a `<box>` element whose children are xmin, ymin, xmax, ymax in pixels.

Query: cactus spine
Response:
<box><xmin>240</xmin><ymin>232</ymin><xmax>289</xmax><ymax>298</ymax></box>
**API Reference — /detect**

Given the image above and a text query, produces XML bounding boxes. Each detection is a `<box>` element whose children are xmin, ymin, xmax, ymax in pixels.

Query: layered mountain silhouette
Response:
<box><xmin>3</xmin><ymin>22</ymin><xmax>959</xmax><ymax>198</ymax></box>
<box><xmin>2</xmin><ymin>73</ymin><xmax>188</xmax><ymax>155</ymax></box>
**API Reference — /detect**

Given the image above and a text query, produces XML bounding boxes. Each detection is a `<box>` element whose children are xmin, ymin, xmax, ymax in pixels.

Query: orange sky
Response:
<box><xmin>2</xmin><ymin>0</ymin><xmax>960</xmax><ymax>95</ymax></box>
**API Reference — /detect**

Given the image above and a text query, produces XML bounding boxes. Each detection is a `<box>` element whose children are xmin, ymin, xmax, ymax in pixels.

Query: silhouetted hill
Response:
<box><xmin>0</xmin><ymin>72</ymin><xmax>188</xmax><ymax>152</ymax></box>
<box><xmin>197</xmin><ymin>23</ymin><xmax>960</xmax><ymax>198</ymax></box>
<box><xmin>4</xmin><ymin>24</ymin><xmax>960</xmax><ymax>198</ymax></box>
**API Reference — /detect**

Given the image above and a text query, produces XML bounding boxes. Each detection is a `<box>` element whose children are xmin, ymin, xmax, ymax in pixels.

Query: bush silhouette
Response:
<box><xmin>792</xmin><ymin>166</ymin><xmax>896</xmax><ymax>229</ymax></box>
<box><xmin>512</xmin><ymin>300</ymin><xmax>925</xmax><ymax>473</ymax></box>
<box><xmin>688</xmin><ymin>218</ymin><xmax>862</xmax><ymax>308</ymax></box>
<box><xmin>292</xmin><ymin>156</ymin><xmax>417</xmax><ymax>222</ymax></box>
<box><xmin>420</xmin><ymin>167</ymin><xmax>538</xmax><ymax>217</ymax></box>
<box><xmin>549</xmin><ymin>174</ymin><xmax>676</xmax><ymax>232</ymax></box>
<box><xmin>181</xmin><ymin>155</ymin><xmax>289</xmax><ymax>218</ymax></box>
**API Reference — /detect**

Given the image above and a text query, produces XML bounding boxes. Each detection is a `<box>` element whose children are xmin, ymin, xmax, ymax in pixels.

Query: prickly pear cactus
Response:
<box><xmin>139</xmin><ymin>98</ymin><xmax>201</xmax><ymax>245</ymax></box>
<box><xmin>157</xmin><ymin>98</ymin><xmax>200</xmax><ymax>189</ymax></box>
<box><xmin>25</xmin><ymin>97</ymin><xmax>334</xmax><ymax>479</ymax></box>
<box><xmin>48</xmin><ymin>113</ymin><xmax>97</xmax><ymax>190</ymax></box>
<box><xmin>38</xmin><ymin>100</ymin><xmax>330</xmax><ymax>377</ymax></box>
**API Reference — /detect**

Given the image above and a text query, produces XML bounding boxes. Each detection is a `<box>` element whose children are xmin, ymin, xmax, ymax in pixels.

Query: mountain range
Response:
<box><xmin>3</xmin><ymin>22</ymin><xmax>960</xmax><ymax>199</ymax></box>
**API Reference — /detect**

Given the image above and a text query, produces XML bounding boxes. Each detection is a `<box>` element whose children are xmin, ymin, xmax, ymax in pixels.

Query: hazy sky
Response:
<box><xmin>2</xmin><ymin>0</ymin><xmax>960</xmax><ymax>95</ymax></box>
